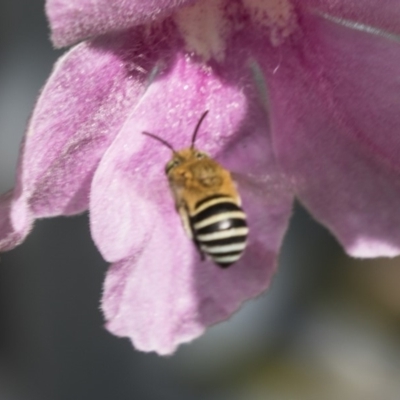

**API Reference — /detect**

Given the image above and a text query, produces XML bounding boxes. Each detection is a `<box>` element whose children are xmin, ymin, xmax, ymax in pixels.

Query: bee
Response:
<box><xmin>143</xmin><ymin>111</ymin><xmax>248</xmax><ymax>268</ymax></box>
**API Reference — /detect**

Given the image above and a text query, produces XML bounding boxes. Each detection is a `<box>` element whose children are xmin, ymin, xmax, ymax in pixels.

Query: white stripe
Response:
<box><xmin>197</xmin><ymin>227</ymin><xmax>249</xmax><ymax>242</ymax></box>
<box><xmin>193</xmin><ymin>211</ymin><xmax>246</xmax><ymax>230</ymax></box>
<box><xmin>213</xmin><ymin>254</ymin><xmax>242</xmax><ymax>263</ymax></box>
<box><xmin>202</xmin><ymin>242</ymin><xmax>247</xmax><ymax>254</ymax></box>
<box><xmin>192</xmin><ymin>197</ymin><xmax>237</xmax><ymax>215</ymax></box>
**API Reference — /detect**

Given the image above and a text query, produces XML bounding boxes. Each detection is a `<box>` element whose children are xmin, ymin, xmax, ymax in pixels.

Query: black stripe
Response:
<box><xmin>190</xmin><ymin>195</ymin><xmax>248</xmax><ymax>269</ymax></box>
<box><xmin>210</xmin><ymin>252</ymin><xmax>244</xmax><ymax>269</ymax></box>
<box><xmin>215</xmin><ymin>260</ymin><xmax>238</xmax><ymax>269</ymax></box>
<box><xmin>194</xmin><ymin>194</ymin><xmax>231</xmax><ymax>209</ymax></box>
<box><xmin>192</xmin><ymin>202</ymin><xmax>242</xmax><ymax>224</ymax></box>
<box><xmin>196</xmin><ymin>217</ymin><xmax>247</xmax><ymax>235</ymax></box>
<box><xmin>200</xmin><ymin>234</ymin><xmax>247</xmax><ymax>247</ymax></box>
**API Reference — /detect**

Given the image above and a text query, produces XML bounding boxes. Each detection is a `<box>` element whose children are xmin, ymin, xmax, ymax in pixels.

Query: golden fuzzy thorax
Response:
<box><xmin>166</xmin><ymin>148</ymin><xmax>239</xmax><ymax>213</ymax></box>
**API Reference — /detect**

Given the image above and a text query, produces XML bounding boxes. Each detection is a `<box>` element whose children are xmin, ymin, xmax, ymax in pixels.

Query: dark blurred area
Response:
<box><xmin>0</xmin><ymin>1</ymin><xmax>400</xmax><ymax>400</ymax></box>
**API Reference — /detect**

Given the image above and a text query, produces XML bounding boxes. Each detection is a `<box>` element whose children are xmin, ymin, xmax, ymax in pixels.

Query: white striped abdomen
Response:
<box><xmin>190</xmin><ymin>195</ymin><xmax>248</xmax><ymax>268</ymax></box>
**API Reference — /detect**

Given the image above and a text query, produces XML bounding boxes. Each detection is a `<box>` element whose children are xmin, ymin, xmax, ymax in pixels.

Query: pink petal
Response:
<box><xmin>92</xmin><ymin>54</ymin><xmax>293</xmax><ymax>353</ymax></box>
<box><xmin>90</xmin><ymin>53</ymin><xmax>255</xmax><ymax>262</ymax></box>
<box><xmin>298</xmin><ymin>0</ymin><xmax>400</xmax><ymax>36</ymax></box>
<box><xmin>46</xmin><ymin>0</ymin><xmax>194</xmax><ymax>47</ymax></box>
<box><xmin>267</xmin><ymin>13</ymin><xmax>400</xmax><ymax>257</ymax></box>
<box><xmin>0</xmin><ymin>191</ymin><xmax>32</xmax><ymax>251</ymax></box>
<box><xmin>16</xmin><ymin>30</ymin><xmax>149</xmax><ymax>219</ymax></box>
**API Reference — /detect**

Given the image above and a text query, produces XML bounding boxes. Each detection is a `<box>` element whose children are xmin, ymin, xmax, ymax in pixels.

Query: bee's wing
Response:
<box><xmin>231</xmin><ymin>171</ymin><xmax>289</xmax><ymax>205</ymax></box>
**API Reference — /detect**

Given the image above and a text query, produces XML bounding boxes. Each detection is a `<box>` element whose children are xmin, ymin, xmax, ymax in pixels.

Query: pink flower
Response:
<box><xmin>1</xmin><ymin>0</ymin><xmax>400</xmax><ymax>354</ymax></box>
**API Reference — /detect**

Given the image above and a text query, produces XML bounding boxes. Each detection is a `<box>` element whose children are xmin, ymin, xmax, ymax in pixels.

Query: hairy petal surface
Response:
<box><xmin>0</xmin><ymin>191</ymin><xmax>32</xmax><ymax>251</ymax></box>
<box><xmin>92</xmin><ymin>54</ymin><xmax>293</xmax><ymax>354</ymax></box>
<box><xmin>46</xmin><ymin>0</ymin><xmax>194</xmax><ymax>47</ymax></box>
<box><xmin>0</xmin><ymin>30</ymin><xmax>153</xmax><ymax>251</ymax></box>
<box><xmin>298</xmin><ymin>0</ymin><xmax>400</xmax><ymax>36</ymax></box>
<box><xmin>17</xmin><ymin>31</ymin><xmax>149</xmax><ymax>218</ymax></box>
<box><xmin>267</xmin><ymin>13</ymin><xmax>400</xmax><ymax>257</ymax></box>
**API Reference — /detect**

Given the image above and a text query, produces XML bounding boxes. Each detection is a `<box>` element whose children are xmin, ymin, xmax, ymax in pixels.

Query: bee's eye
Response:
<box><xmin>165</xmin><ymin>159</ymin><xmax>180</xmax><ymax>174</ymax></box>
<box><xmin>195</xmin><ymin>152</ymin><xmax>206</xmax><ymax>159</ymax></box>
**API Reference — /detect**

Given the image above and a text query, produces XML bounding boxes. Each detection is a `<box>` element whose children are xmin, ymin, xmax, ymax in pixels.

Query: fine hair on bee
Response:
<box><xmin>142</xmin><ymin>111</ymin><xmax>248</xmax><ymax>268</ymax></box>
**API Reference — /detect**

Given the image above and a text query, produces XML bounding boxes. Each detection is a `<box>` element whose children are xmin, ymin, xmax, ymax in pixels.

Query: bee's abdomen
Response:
<box><xmin>190</xmin><ymin>195</ymin><xmax>248</xmax><ymax>268</ymax></box>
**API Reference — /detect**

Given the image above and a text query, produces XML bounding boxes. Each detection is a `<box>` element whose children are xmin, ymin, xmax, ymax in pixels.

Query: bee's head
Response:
<box><xmin>142</xmin><ymin>110</ymin><xmax>210</xmax><ymax>175</ymax></box>
<box><xmin>165</xmin><ymin>148</ymin><xmax>209</xmax><ymax>175</ymax></box>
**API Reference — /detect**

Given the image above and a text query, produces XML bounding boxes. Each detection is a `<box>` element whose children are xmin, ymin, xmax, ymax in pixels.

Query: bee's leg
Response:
<box><xmin>178</xmin><ymin>205</ymin><xmax>206</xmax><ymax>262</ymax></box>
<box><xmin>177</xmin><ymin>206</ymin><xmax>193</xmax><ymax>239</ymax></box>
<box><xmin>198</xmin><ymin>247</ymin><xmax>206</xmax><ymax>261</ymax></box>
<box><xmin>193</xmin><ymin>239</ymin><xmax>206</xmax><ymax>261</ymax></box>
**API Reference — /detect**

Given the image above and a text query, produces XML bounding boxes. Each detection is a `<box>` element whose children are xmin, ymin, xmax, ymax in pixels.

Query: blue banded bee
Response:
<box><xmin>143</xmin><ymin>111</ymin><xmax>248</xmax><ymax>268</ymax></box>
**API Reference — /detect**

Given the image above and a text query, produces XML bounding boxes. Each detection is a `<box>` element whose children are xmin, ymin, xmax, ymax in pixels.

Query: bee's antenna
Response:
<box><xmin>142</xmin><ymin>131</ymin><xmax>176</xmax><ymax>152</ymax></box>
<box><xmin>190</xmin><ymin>110</ymin><xmax>209</xmax><ymax>149</ymax></box>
